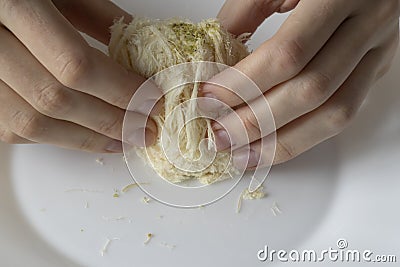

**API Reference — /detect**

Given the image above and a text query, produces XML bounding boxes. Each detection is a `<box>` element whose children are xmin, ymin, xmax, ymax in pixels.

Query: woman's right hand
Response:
<box><xmin>0</xmin><ymin>0</ymin><xmax>160</xmax><ymax>152</ymax></box>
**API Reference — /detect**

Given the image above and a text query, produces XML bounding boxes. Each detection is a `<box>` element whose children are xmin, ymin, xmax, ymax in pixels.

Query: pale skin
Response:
<box><xmin>0</xmin><ymin>0</ymin><xmax>399</xmax><ymax>170</ymax></box>
<box><xmin>0</xmin><ymin>0</ymin><xmax>160</xmax><ymax>152</ymax></box>
<box><xmin>199</xmin><ymin>0</ymin><xmax>400</xmax><ymax>169</ymax></box>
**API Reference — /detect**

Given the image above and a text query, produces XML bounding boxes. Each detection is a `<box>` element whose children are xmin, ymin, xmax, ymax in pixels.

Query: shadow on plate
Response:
<box><xmin>262</xmin><ymin>138</ymin><xmax>340</xmax><ymax>249</ymax></box>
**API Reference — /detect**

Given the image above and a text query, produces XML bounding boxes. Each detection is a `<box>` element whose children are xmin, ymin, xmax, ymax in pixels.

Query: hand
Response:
<box><xmin>200</xmin><ymin>0</ymin><xmax>400</xmax><ymax>168</ymax></box>
<box><xmin>0</xmin><ymin>0</ymin><xmax>160</xmax><ymax>152</ymax></box>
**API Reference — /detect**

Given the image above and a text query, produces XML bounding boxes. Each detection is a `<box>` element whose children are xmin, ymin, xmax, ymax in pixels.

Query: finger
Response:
<box><xmin>0</xmin><ymin>79</ymin><xmax>122</xmax><ymax>153</ymax></box>
<box><xmin>212</xmin><ymin>14</ymin><xmax>377</xmax><ymax>151</ymax></box>
<box><xmin>376</xmin><ymin>26</ymin><xmax>400</xmax><ymax>80</ymax></box>
<box><xmin>0</xmin><ymin>27</ymin><xmax>157</xmax><ymax>146</ymax></box>
<box><xmin>53</xmin><ymin>0</ymin><xmax>132</xmax><ymax>44</ymax></box>
<box><xmin>217</xmin><ymin>0</ymin><xmax>300</xmax><ymax>36</ymax></box>
<box><xmin>201</xmin><ymin>0</ymin><xmax>355</xmax><ymax>109</ymax></box>
<box><xmin>232</xmin><ymin>43</ymin><xmax>396</xmax><ymax>168</ymax></box>
<box><xmin>0</xmin><ymin>1</ymin><xmax>161</xmax><ymax>110</ymax></box>
<box><xmin>0</xmin><ymin>125</ymin><xmax>34</xmax><ymax>144</ymax></box>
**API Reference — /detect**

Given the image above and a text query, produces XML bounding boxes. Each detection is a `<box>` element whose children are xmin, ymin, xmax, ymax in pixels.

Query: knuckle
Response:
<box><xmin>326</xmin><ymin>105</ymin><xmax>356</xmax><ymax>131</ymax></box>
<box><xmin>57</xmin><ymin>50</ymin><xmax>92</xmax><ymax>88</ymax></box>
<box><xmin>0</xmin><ymin>0</ymin><xmax>23</xmax><ymax>15</ymax></box>
<box><xmin>110</xmin><ymin>91</ymin><xmax>132</xmax><ymax>109</ymax></box>
<box><xmin>79</xmin><ymin>132</ymin><xmax>99</xmax><ymax>151</ymax></box>
<box><xmin>377</xmin><ymin>63</ymin><xmax>392</xmax><ymax>80</ymax></box>
<box><xmin>274</xmin><ymin>39</ymin><xmax>305</xmax><ymax>76</ymax></box>
<box><xmin>98</xmin><ymin>116</ymin><xmax>123</xmax><ymax>137</ymax></box>
<box><xmin>32</xmin><ymin>82</ymin><xmax>71</xmax><ymax>117</ymax></box>
<box><xmin>295</xmin><ymin>72</ymin><xmax>331</xmax><ymax>108</ymax></box>
<box><xmin>0</xmin><ymin>128</ymin><xmax>16</xmax><ymax>144</ymax></box>
<box><xmin>274</xmin><ymin>138</ymin><xmax>296</xmax><ymax>164</ymax></box>
<box><xmin>242</xmin><ymin>113</ymin><xmax>261</xmax><ymax>139</ymax></box>
<box><xmin>10</xmin><ymin>111</ymin><xmax>44</xmax><ymax>140</ymax></box>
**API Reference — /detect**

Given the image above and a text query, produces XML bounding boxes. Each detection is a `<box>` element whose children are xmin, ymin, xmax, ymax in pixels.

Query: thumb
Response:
<box><xmin>217</xmin><ymin>0</ymin><xmax>300</xmax><ymax>36</ymax></box>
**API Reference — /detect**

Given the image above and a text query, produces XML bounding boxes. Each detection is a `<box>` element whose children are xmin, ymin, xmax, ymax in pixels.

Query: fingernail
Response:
<box><xmin>233</xmin><ymin>148</ymin><xmax>258</xmax><ymax>170</ymax></box>
<box><xmin>127</xmin><ymin>127</ymin><xmax>156</xmax><ymax>147</ymax></box>
<box><xmin>105</xmin><ymin>140</ymin><xmax>123</xmax><ymax>153</ymax></box>
<box><xmin>198</xmin><ymin>92</ymin><xmax>223</xmax><ymax>112</ymax></box>
<box><xmin>214</xmin><ymin>129</ymin><xmax>231</xmax><ymax>151</ymax></box>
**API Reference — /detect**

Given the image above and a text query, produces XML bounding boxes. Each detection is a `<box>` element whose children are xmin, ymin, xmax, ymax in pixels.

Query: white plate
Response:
<box><xmin>1</xmin><ymin>1</ymin><xmax>400</xmax><ymax>266</ymax></box>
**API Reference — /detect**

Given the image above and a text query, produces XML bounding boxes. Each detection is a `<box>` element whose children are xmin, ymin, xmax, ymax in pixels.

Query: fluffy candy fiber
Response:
<box><xmin>108</xmin><ymin>17</ymin><xmax>249</xmax><ymax>184</ymax></box>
